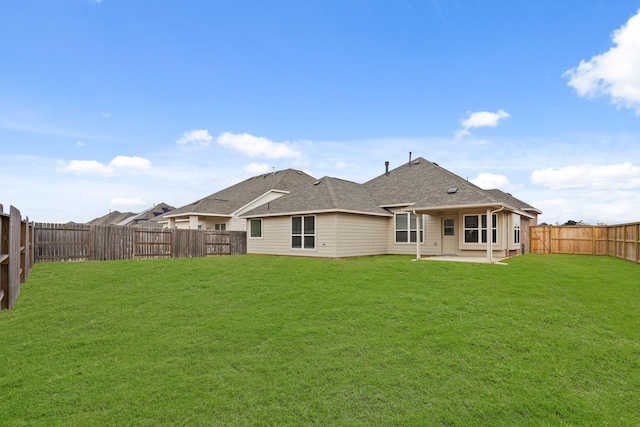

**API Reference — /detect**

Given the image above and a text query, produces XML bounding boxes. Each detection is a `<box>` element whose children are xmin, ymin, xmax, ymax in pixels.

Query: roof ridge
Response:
<box><xmin>324</xmin><ymin>177</ymin><xmax>340</xmax><ymax>207</ymax></box>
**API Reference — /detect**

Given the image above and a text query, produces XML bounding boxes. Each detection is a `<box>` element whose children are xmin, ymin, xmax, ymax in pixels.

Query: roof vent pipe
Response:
<box><xmin>409</xmin><ymin>152</ymin><xmax>412</xmax><ymax>166</ymax></box>
<box><xmin>385</xmin><ymin>161</ymin><xmax>389</xmax><ymax>176</ymax></box>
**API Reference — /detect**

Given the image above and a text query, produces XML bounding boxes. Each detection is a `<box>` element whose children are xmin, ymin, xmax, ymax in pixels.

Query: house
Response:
<box><xmin>160</xmin><ymin>168</ymin><xmax>316</xmax><ymax>231</ymax></box>
<box><xmin>88</xmin><ymin>203</ymin><xmax>175</xmax><ymax>228</ymax></box>
<box><xmin>239</xmin><ymin>157</ymin><xmax>541</xmax><ymax>261</ymax></box>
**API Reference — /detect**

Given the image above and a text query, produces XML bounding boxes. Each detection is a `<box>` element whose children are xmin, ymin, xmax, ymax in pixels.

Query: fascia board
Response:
<box><xmin>239</xmin><ymin>208</ymin><xmax>393</xmax><ymax>219</ymax></box>
<box><xmin>232</xmin><ymin>190</ymin><xmax>290</xmax><ymax>216</ymax></box>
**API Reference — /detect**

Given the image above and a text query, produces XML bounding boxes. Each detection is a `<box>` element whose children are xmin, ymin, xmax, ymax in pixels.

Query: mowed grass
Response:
<box><xmin>1</xmin><ymin>254</ymin><xmax>639</xmax><ymax>426</ymax></box>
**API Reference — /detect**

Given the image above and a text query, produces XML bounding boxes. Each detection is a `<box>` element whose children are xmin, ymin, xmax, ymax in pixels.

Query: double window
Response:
<box><xmin>464</xmin><ymin>214</ymin><xmax>497</xmax><ymax>244</ymax></box>
<box><xmin>215</xmin><ymin>223</ymin><xmax>227</xmax><ymax>231</ymax></box>
<box><xmin>395</xmin><ymin>213</ymin><xmax>423</xmax><ymax>243</ymax></box>
<box><xmin>292</xmin><ymin>216</ymin><xmax>315</xmax><ymax>249</ymax></box>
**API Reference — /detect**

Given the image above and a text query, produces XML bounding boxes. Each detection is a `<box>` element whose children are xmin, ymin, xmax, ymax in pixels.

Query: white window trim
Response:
<box><xmin>513</xmin><ymin>214</ymin><xmax>521</xmax><ymax>246</ymax></box>
<box><xmin>249</xmin><ymin>218</ymin><xmax>263</xmax><ymax>239</ymax></box>
<box><xmin>394</xmin><ymin>212</ymin><xmax>424</xmax><ymax>244</ymax></box>
<box><xmin>291</xmin><ymin>215</ymin><xmax>316</xmax><ymax>250</ymax></box>
<box><xmin>463</xmin><ymin>214</ymin><xmax>497</xmax><ymax>245</ymax></box>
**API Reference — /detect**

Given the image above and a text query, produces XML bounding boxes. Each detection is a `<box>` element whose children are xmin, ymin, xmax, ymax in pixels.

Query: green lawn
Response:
<box><xmin>1</xmin><ymin>254</ymin><xmax>639</xmax><ymax>426</ymax></box>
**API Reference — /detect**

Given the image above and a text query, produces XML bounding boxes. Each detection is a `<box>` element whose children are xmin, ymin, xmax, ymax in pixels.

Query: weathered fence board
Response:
<box><xmin>34</xmin><ymin>223</ymin><xmax>246</xmax><ymax>262</ymax></box>
<box><xmin>0</xmin><ymin>205</ymin><xmax>35</xmax><ymax>310</ymax></box>
<box><xmin>531</xmin><ymin>223</ymin><xmax>640</xmax><ymax>264</ymax></box>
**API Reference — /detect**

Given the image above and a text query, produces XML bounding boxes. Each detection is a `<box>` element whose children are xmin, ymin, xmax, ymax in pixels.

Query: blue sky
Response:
<box><xmin>2</xmin><ymin>1</ymin><xmax>640</xmax><ymax>225</ymax></box>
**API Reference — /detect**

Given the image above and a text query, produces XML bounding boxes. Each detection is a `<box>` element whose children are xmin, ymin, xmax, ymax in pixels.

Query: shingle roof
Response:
<box><xmin>87</xmin><ymin>203</ymin><xmax>176</xmax><ymax>227</ymax></box>
<box><xmin>485</xmin><ymin>189</ymin><xmax>542</xmax><ymax>214</ymax></box>
<box><xmin>364</xmin><ymin>157</ymin><xmax>506</xmax><ymax>209</ymax></box>
<box><xmin>165</xmin><ymin>168</ymin><xmax>316</xmax><ymax>217</ymax></box>
<box><xmin>88</xmin><ymin>211</ymin><xmax>134</xmax><ymax>226</ymax></box>
<box><xmin>241</xmin><ymin>176</ymin><xmax>391</xmax><ymax>217</ymax></box>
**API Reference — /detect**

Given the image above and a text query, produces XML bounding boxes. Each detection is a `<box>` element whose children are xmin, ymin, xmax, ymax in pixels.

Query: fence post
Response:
<box><xmin>0</xmin><ymin>206</ymin><xmax>7</xmax><ymax>308</ymax></box>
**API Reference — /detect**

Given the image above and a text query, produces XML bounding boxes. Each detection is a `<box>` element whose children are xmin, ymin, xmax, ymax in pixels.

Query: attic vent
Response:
<box><xmin>313</xmin><ymin>180</ymin><xmax>322</xmax><ymax>186</ymax></box>
<box><xmin>297</xmin><ymin>171</ymin><xmax>302</xmax><ymax>175</ymax></box>
<box><xmin>413</xmin><ymin>160</ymin><xmax>421</xmax><ymax>165</ymax></box>
<box><xmin>447</xmin><ymin>187</ymin><xmax>458</xmax><ymax>194</ymax></box>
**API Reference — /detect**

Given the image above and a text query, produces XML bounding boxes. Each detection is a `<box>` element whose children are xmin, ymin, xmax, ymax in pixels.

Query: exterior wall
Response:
<box><xmin>247</xmin><ymin>216</ymin><xmax>292</xmax><ymax>256</ymax></box>
<box><xmin>385</xmin><ymin>209</ymin><xmax>441</xmax><ymax>256</ymax></box>
<box><xmin>247</xmin><ymin>213</ymin><xmax>388</xmax><ymax>258</ymax></box>
<box><xmin>521</xmin><ymin>216</ymin><xmax>535</xmax><ymax>254</ymax></box>
<box><xmin>228</xmin><ymin>217</ymin><xmax>246</xmax><ymax>232</ymax></box>
<box><xmin>454</xmin><ymin>210</ymin><xmax>522</xmax><ymax>258</ymax></box>
<box><xmin>334</xmin><ymin>213</ymin><xmax>388</xmax><ymax>257</ymax></box>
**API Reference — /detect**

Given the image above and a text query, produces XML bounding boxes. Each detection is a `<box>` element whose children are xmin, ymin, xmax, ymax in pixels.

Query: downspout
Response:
<box><xmin>413</xmin><ymin>210</ymin><xmax>421</xmax><ymax>260</ymax></box>
<box><xmin>487</xmin><ymin>205</ymin><xmax>505</xmax><ymax>263</ymax></box>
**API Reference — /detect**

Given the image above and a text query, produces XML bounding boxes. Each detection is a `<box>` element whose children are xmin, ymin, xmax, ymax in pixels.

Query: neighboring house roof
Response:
<box><xmin>241</xmin><ymin>176</ymin><xmax>392</xmax><ymax>217</ymax></box>
<box><xmin>125</xmin><ymin>203</ymin><xmax>175</xmax><ymax>227</ymax></box>
<box><xmin>241</xmin><ymin>157</ymin><xmax>541</xmax><ymax>218</ymax></box>
<box><xmin>88</xmin><ymin>210</ymin><xmax>134</xmax><ymax>226</ymax></box>
<box><xmin>87</xmin><ymin>203</ymin><xmax>175</xmax><ymax>227</ymax></box>
<box><xmin>164</xmin><ymin>168</ymin><xmax>316</xmax><ymax>219</ymax></box>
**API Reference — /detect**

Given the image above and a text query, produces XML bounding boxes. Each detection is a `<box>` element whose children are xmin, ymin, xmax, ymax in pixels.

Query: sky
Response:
<box><xmin>1</xmin><ymin>0</ymin><xmax>640</xmax><ymax>225</ymax></box>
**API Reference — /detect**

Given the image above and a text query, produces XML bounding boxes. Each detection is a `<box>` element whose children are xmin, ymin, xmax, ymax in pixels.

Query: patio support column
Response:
<box><xmin>414</xmin><ymin>211</ymin><xmax>421</xmax><ymax>260</ymax></box>
<box><xmin>189</xmin><ymin>215</ymin><xmax>199</xmax><ymax>230</ymax></box>
<box><xmin>486</xmin><ymin>208</ymin><xmax>492</xmax><ymax>263</ymax></box>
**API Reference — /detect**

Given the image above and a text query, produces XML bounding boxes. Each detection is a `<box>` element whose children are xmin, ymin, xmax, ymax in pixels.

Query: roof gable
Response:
<box><xmin>241</xmin><ymin>176</ymin><xmax>391</xmax><ymax>217</ymax></box>
<box><xmin>166</xmin><ymin>169</ymin><xmax>316</xmax><ymax>217</ymax></box>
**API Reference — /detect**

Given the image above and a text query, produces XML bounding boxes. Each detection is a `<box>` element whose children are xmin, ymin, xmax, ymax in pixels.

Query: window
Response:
<box><xmin>513</xmin><ymin>214</ymin><xmax>521</xmax><ymax>244</ymax></box>
<box><xmin>443</xmin><ymin>219</ymin><xmax>455</xmax><ymax>236</ymax></box>
<box><xmin>292</xmin><ymin>216</ymin><xmax>315</xmax><ymax>249</ymax></box>
<box><xmin>464</xmin><ymin>214</ymin><xmax>497</xmax><ymax>243</ymax></box>
<box><xmin>395</xmin><ymin>213</ymin><xmax>423</xmax><ymax>243</ymax></box>
<box><xmin>215</xmin><ymin>223</ymin><xmax>227</xmax><ymax>231</ymax></box>
<box><xmin>249</xmin><ymin>219</ymin><xmax>262</xmax><ymax>238</ymax></box>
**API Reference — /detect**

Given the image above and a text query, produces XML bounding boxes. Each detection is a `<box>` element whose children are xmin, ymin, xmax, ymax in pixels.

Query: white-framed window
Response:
<box><xmin>513</xmin><ymin>214</ymin><xmax>521</xmax><ymax>245</ymax></box>
<box><xmin>215</xmin><ymin>223</ymin><xmax>227</xmax><ymax>231</ymax></box>
<box><xmin>395</xmin><ymin>213</ymin><xmax>424</xmax><ymax>243</ymax></box>
<box><xmin>464</xmin><ymin>214</ymin><xmax>497</xmax><ymax>243</ymax></box>
<box><xmin>292</xmin><ymin>216</ymin><xmax>315</xmax><ymax>249</ymax></box>
<box><xmin>249</xmin><ymin>219</ymin><xmax>262</xmax><ymax>238</ymax></box>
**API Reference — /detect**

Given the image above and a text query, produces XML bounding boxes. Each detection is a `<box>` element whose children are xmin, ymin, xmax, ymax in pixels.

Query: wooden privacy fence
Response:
<box><xmin>531</xmin><ymin>222</ymin><xmax>640</xmax><ymax>264</ymax></box>
<box><xmin>34</xmin><ymin>223</ymin><xmax>246</xmax><ymax>262</ymax></box>
<box><xmin>1</xmin><ymin>205</ymin><xmax>35</xmax><ymax>310</ymax></box>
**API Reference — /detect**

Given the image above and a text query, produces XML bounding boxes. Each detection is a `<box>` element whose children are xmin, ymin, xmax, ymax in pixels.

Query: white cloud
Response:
<box><xmin>176</xmin><ymin>129</ymin><xmax>213</xmax><ymax>147</ymax></box>
<box><xmin>564</xmin><ymin>9</ymin><xmax>640</xmax><ymax>114</ymax></box>
<box><xmin>57</xmin><ymin>155</ymin><xmax>152</xmax><ymax>177</ymax></box>
<box><xmin>454</xmin><ymin>109</ymin><xmax>510</xmax><ymax>139</ymax></box>
<box><xmin>110</xmin><ymin>198</ymin><xmax>147</xmax><ymax>210</ymax></box>
<box><xmin>470</xmin><ymin>173</ymin><xmax>511</xmax><ymax>190</ymax></box>
<box><xmin>217</xmin><ymin>132</ymin><xmax>302</xmax><ymax>158</ymax></box>
<box><xmin>101</xmin><ymin>112</ymin><xmax>111</xmax><ymax>118</ymax></box>
<box><xmin>109</xmin><ymin>155</ymin><xmax>151</xmax><ymax>170</ymax></box>
<box><xmin>76</xmin><ymin>141</ymin><xmax>85</xmax><ymax>147</ymax></box>
<box><xmin>531</xmin><ymin>162</ymin><xmax>640</xmax><ymax>190</ymax></box>
<box><xmin>243</xmin><ymin>163</ymin><xmax>271</xmax><ymax>174</ymax></box>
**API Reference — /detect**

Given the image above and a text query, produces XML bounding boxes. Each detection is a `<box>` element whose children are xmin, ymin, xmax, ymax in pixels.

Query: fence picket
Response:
<box><xmin>530</xmin><ymin>223</ymin><xmax>640</xmax><ymax>264</ymax></box>
<box><xmin>33</xmin><ymin>223</ymin><xmax>246</xmax><ymax>262</ymax></box>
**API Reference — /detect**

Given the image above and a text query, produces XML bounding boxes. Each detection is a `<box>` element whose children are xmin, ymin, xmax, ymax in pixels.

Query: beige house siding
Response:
<box><xmin>385</xmin><ymin>209</ymin><xmax>441</xmax><ymax>256</ymax></box>
<box><xmin>247</xmin><ymin>213</ymin><xmax>388</xmax><ymax>258</ymax></box>
<box><xmin>247</xmin><ymin>216</ymin><xmax>292</xmax><ymax>256</ymax></box>
<box><xmin>455</xmin><ymin>210</ymin><xmax>512</xmax><ymax>258</ymax></box>
<box><xmin>334</xmin><ymin>213</ymin><xmax>388</xmax><ymax>257</ymax></box>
